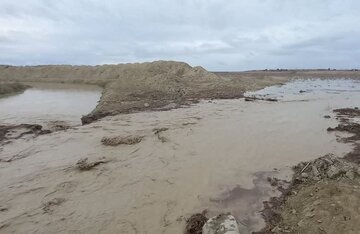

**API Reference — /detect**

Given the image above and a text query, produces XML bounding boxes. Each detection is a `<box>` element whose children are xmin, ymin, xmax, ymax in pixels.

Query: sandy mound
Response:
<box><xmin>81</xmin><ymin>61</ymin><xmax>244</xmax><ymax>124</ymax></box>
<box><xmin>0</xmin><ymin>61</ymin><xmax>244</xmax><ymax>124</ymax></box>
<box><xmin>2</xmin><ymin>61</ymin><xmax>359</xmax><ymax>124</ymax></box>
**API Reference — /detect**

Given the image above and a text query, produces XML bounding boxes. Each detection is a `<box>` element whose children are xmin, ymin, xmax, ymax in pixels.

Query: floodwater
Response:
<box><xmin>0</xmin><ymin>79</ymin><xmax>359</xmax><ymax>234</ymax></box>
<box><xmin>0</xmin><ymin>83</ymin><xmax>102</xmax><ymax>127</ymax></box>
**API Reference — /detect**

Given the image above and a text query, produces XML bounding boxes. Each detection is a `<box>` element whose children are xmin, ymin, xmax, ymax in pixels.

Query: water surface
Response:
<box><xmin>0</xmin><ymin>79</ymin><xmax>359</xmax><ymax>233</ymax></box>
<box><xmin>0</xmin><ymin>83</ymin><xmax>101</xmax><ymax>127</ymax></box>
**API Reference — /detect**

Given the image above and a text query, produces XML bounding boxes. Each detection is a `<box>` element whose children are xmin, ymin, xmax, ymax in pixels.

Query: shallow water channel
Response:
<box><xmin>0</xmin><ymin>82</ymin><xmax>101</xmax><ymax>127</ymax></box>
<box><xmin>0</xmin><ymin>79</ymin><xmax>359</xmax><ymax>233</ymax></box>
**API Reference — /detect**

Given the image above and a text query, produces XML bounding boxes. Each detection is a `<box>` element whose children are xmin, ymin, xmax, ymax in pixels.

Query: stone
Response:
<box><xmin>301</xmin><ymin>173</ymin><xmax>309</xmax><ymax>178</ymax></box>
<box><xmin>327</xmin><ymin>165</ymin><xmax>341</xmax><ymax>179</ymax></box>
<box><xmin>203</xmin><ymin>214</ymin><xmax>240</xmax><ymax>234</ymax></box>
<box><xmin>297</xmin><ymin>220</ymin><xmax>305</xmax><ymax>227</ymax></box>
<box><xmin>345</xmin><ymin>170</ymin><xmax>355</xmax><ymax>180</ymax></box>
<box><xmin>312</xmin><ymin>166</ymin><xmax>320</xmax><ymax>177</ymax></box>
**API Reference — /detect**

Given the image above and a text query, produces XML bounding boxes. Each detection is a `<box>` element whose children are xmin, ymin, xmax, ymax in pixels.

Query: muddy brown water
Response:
<box><xmin>0</xmin><ymin>79</ymin><xmax>359</xmax><ymax>233</ymax></box>
<box><xmin>0</xmin><ymin>82</ymin><xmax>102</xmax><ymax>127</ymax></box>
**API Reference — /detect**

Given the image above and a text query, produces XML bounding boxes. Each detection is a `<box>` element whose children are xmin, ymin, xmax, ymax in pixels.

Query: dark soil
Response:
<box><xmin>0</xmin><ymin>124</ymin><xmax>48</xmax><ymax>143</ymax></box>
<box><xmin>327</xmin><ymin>107</ymin><xmax>360</xmax><ymax>163</ymax></box>
<box><xmin>185</xmin><ymin>211</ymin><xmax>208</xmax><ymax>234</ymax></box>
<box><xmin>244</xmin><ymin>96</ymin><xmax>278</xmax><ymax>102</ymax></box>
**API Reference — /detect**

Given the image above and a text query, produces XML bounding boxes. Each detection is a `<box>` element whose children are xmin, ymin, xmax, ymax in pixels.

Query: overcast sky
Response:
<box><xmin>0</xmin><ymin>0</ymin><xmax>359</xmax><ymax>71</ymax></box>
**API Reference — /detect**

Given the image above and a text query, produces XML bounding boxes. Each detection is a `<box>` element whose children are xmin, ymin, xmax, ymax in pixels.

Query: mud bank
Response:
<box><xmin>257</xmin><ymin>108</ymin><xmax>360</xmax><ymax>234</ymax></box>
<box><xmin>2</xmin><ymin>61</ymin><xmax>360</xmax><ymax>124</ymax></box>
<box><xmin>0</xmin><ymin>83</ymin><xmax>30</xmax><ymax>97</ymax></box>
<box><xmin>0</xmin><ymin>124</ymin><xmax>48</xmax><ymax>145</ymax></box>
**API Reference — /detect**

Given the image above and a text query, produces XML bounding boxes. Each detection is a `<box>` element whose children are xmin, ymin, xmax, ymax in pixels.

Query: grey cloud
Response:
<box><xmin>0</xmin><ymin>0</ymin><xmax>359</xmax><ymax>70</ymax></box>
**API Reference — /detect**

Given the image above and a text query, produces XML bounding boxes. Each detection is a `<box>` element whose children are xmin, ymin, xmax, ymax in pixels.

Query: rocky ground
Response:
<box><xmin>255</xmin><ymin>107</ymin><xmax>360</xmax><ymax>234</ymax></box>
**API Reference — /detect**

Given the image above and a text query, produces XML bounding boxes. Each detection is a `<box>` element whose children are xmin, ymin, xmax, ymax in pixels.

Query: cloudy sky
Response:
<box><xmin>0</xmin><ymin>0</ymin><xmax>359</xmax><ymax>71</ymax></box>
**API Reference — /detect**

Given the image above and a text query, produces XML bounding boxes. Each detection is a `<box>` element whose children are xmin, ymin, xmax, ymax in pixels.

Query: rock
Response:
<box><xmin>144</xmin><ymin>103</ymin><xmax>150</xmax><ymax>107</ymax></box>
<box><xmin>326</xmin><ymin>165</ymin><xmax>342</xmax><ymax>179</ymax></box>
<box><xmin>305</xmin><ymin>212</ymin><xmax>315</xmax><ymax>218</ymax></box>
<box><xmin>323</xmin><ymin>115</ymin><xmax>331</xmax><ymax>119</ymax></box>
<box><xmin>301</xmin><ymin>173</ymin><xmax>309</xmax><ymax>179</ymax></box>
<box><xmin>297</xmin><ymin>220</ymin><xmax>305</xmax><ymax>227</ymax></box>
<box><xmin>203</xmin><ymin>214</ymin><xmax>240</xmax><ymax>234</ymax></box>
<box><xmin>271</xmin><ymin>226</ymin><xmax>281</xmax><ymax>232</ymax></box>
<box><xmin>312</xmin><ymin>166</ymin><xmax>320</xmax><ymax>177</ymax></box>
<box><xmin>345</xmin><ymin>170</ymin><xmax>355</xmax><ymax>180</ymax></box>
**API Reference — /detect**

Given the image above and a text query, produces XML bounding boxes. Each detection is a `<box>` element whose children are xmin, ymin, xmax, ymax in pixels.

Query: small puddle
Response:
<box><xmin>0</xmin><ymin>83</ymin><xmax>101</xmax><ymax>127</ymax></box>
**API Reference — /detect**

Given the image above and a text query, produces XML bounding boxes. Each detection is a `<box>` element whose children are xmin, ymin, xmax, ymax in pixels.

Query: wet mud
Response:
<box><xmin>256</xmin><ymin>108</ymin><xmax>360</xmax><ymax>234</ymax></box>
<box><xmin>0</xmin><ymin>124</ymin><xmax>46</xmax><ymax>144</ymax></box>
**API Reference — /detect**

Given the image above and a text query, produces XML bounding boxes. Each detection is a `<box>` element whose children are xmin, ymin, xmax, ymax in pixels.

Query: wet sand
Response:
<box><xmin>0</xmin><ymin>79</ymin><xmax>358</xmax><ymax>233</ymax></box>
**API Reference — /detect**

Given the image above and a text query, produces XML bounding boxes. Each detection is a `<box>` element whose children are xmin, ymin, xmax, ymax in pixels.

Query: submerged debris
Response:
<box><xmin>101</xmin><ymin>135</ymin><xmax>143</xmax><ymax>146</ymax></box>
<box><xmin>244</xmin><ymin>96</ymin><xmax>278</xmax><ymax>102</ymax></box>
<box><xmin>0</xmin><ymin>124</ymin><xmax>48</xmax><ymax>143</ymax></box>
<box><xmin>76</xmin><ymin>157</ymin><xmax>108</xmax><ymax>171</ymax></box>
<box><xmin>47</xmin><ymin>121</ymin><xmax>70</xmax><ymax>131</ymax></box>
<box><xmin>42</xmin><ymin>198</ymin><xmax>66</xmax><ymax>214</ymax></box>
<box><xmin>153</xmin><ymin>127</ymin><xmax>169</xmax><ymax>143</ymax></box>
<box><xmin>153</xmin><ymin>127</ymin><xmax>169</xmax><ymax>135</ymax></box>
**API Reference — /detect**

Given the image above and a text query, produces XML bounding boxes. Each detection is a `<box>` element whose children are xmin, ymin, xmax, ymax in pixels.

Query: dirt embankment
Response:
<box><xmin>0</xmin><ymin>61</ymin><xmax>245</xmax><ymax>124</ymax></box>
<box><xmin>256</xmin><ymin>108</ymin><xmax>360</xmax><ymax>234</ymax></box>
<box><xmin>1</xmin><ymin>62</ymin><xmax>360</xmax><ymax>124</ymax></box>
<box><xmin>0</xmin><ymin>83</ymin><xmax>30</xmax><ymax>97</ymax></box>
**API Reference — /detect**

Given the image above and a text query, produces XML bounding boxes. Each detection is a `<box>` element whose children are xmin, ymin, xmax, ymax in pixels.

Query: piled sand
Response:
<box><xmin>2</xmin><ymin>61</ymin><xmax>360</xmax><ymax>124</ymax></box>
<box><xmin>81</xmin><ymin>61</ymin><xmax>245</xmax><ymax>124</ymax></box>
<box><xmin>0</xmin><ymin>61</ymin><xmax>245</xmax><ymax>124</ymax></box>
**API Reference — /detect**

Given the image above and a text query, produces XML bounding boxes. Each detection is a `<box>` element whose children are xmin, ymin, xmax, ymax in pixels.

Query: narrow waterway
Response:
<box><xmin>0</xmin><ymin>83</ymin><xmax>102</xmax><ymax>127</ymax></box>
